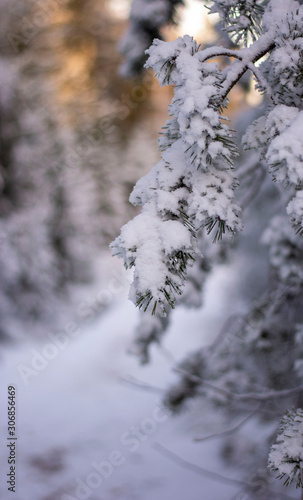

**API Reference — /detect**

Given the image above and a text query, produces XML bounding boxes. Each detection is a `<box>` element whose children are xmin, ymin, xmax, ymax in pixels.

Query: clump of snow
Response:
<box><xmin>243</xmin><ymin>105</ymin><xmax>303</xmax><ymax>234</ymax></box>
<box><xmin>267</xmin><ymin>111</ymin><xmax>303</xmax><ymax>187</ymax></box>
<box><xmin>261</xmin><ymin>5</ymin><xmax>303</xmax><ymax>107</ymax></box>
<box><xmin>268</xmin><ymin>408</ymin><xmax>303</xmax><ymax>488</ymax></box>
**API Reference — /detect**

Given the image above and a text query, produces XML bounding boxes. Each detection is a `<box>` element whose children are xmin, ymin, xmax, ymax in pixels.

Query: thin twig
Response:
<box><xmin>153</xmin><ymin>442</ymin><xmax>295</xmax><ymax>499</ymax></box>
<box><xmin>159</xmin><ymin>344</ymin><xmax>178</xmax><ymax>364</ymax></box>
<box><xmin>175</xmin><ymin>368</ymin><xmax>303</xmax><ymax>402</ymax></box>
<box><xmin>153</xmin><ymin>442</ymin><xmax>247</xmax><ymax>487</ymax></box>
<box><xmin>209</xmin><ymin>313</ymin><xmax>244</xmax><ymax>353</ymax></box>
<box><xmin>221</xmin><ymin>34</ymin><xmax>275</xmax><ymax>100</ymax></box>
<box><xmin>240</xmin><ymin>167</ymin><xmax>266</xmax><ymax>209</ymax></box>
<box><xmin>200</xmin><ymin>46</ymin><xmax>243</xmax><ymax>62</ymax></box>
<box><xmin>194</xmin><ymin>404</ymin><xmax>261</xmax><ymax>442</ymax></box>
<box><xmin>247</xmin><ymin>61</ymin><xmax>277</xmax><ymax>105</ymax></box>
<box><xmin>120</xmin><ymin>375</ymin><xmax>165</xmax><ymax>394</ymax></box>
<box><xmin>237</xmin><ymin>155</ymin><xmax>261</xmax><ymax>181</ymax></box>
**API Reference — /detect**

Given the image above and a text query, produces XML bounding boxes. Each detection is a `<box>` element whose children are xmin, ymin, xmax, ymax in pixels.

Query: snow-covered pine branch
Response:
<box><xmin>242</xmin><ymin>3</ymin><xmax>303</xmax><ymax>237</ymax></box>
<box><xmin>268</xmin><ymin>408</ymin><xmax>303</xmax><ymax>488</ymax></box>
<box><xmin>112</xmin><ymin>10</ymin><xmax>283</xmax><ymax>316</ymax></box>
<box><xmin>111</xmin><ymin>35</ymin><xmax>244</xmax><ymax>315</ymax></box>
<box><xmin>206</xmin><ymin>0</ymin><xmax>265</xmax><ymax>45</ymax></box>
<box><xmin>244</xmin><ymin>105</ymin><xmax>303</xmax><ymax>236</ymax></box>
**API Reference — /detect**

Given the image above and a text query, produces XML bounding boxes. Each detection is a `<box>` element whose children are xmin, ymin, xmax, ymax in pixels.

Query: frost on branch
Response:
<box><xmin>268</xmin><ymin>408</ymin><xmax>303</xmax><ymax>488</ymax></box>
<box><xmin>207</xmin><ymin>0</ymin><xmax>265</xmax><ymax>45</ymax></box>
<box><xmin>244</xmin><ymin>105</ymin><xmax>303</xmax><ymax>235</ymax></box>
<box><xmin>242</xmin><ymin>4</ymin><xmax>303</xmax><ymax>238</ymax></box>
<box><xmin>111</xmin><ymin>36</ymin><xmax>242</xmax><ymax>315</ymax></box>
<box><xmin>243</xmin><ymin>105</ymin><xmax>299</xmax><ymax>157</ymax></box>
<box><xmin>260</xmin><ymin>5</ymin><xmax>303</xmax><ymax>107</ymax></box>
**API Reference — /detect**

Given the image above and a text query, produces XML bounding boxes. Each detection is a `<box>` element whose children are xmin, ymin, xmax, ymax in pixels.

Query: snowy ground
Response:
<box><xmin>0</xmin><ymin>253</ymin><xmax>294</xmax><ymax>500</ymax></box>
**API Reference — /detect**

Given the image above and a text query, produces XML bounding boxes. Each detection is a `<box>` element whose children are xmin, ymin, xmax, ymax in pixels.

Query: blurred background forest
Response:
<box><xmin>0</xmin><ymin>0</ymin><xmax>172</xmax><ymax>338</ymax></box>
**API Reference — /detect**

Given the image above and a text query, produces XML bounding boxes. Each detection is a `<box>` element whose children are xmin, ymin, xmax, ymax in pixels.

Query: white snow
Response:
<box><xmin>0</xmin><ymin>253</ymin><xmax>252</xmax><ymax>500</ymax></box>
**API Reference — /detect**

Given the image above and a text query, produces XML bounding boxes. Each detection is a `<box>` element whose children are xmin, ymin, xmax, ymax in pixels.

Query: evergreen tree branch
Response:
<box><xmin>200</xmin><ymin>47</ymin><xmax>243</xmax><ymax>62</ymax></box>
<box><xmin>201</xmin><ymin>37</ymin><xmax>276</xmax><ymax>103</ymax></box>
<box><xmin>221</xmin><ymin>34</ymin><xmax>275</xmax><ymax>100</ymax></box>
<box><xmin>246</xmin><ymin>61</ymin><xmax>277</xmax><ymax>104</ymax></box>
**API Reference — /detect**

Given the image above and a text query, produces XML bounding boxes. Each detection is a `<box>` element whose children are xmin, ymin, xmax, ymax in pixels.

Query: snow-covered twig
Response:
<box><xmin>221</xmin><ymin>34</ymin><xmax>275</xmax><ymax>100</ymax></box>
<box><xmin>201</xmin><ymin>44</ymin><xmax>277</xmax><ymax>104</ymax></box>
<box><xmin>246</xmin><ymin>61</ymin><xmax>277</xmax><ymax>104</ymax></box>
<box><xmin>200</xmin><ymin>46</ymin><xmax>243</xmax><ymax>62</ymax></box>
